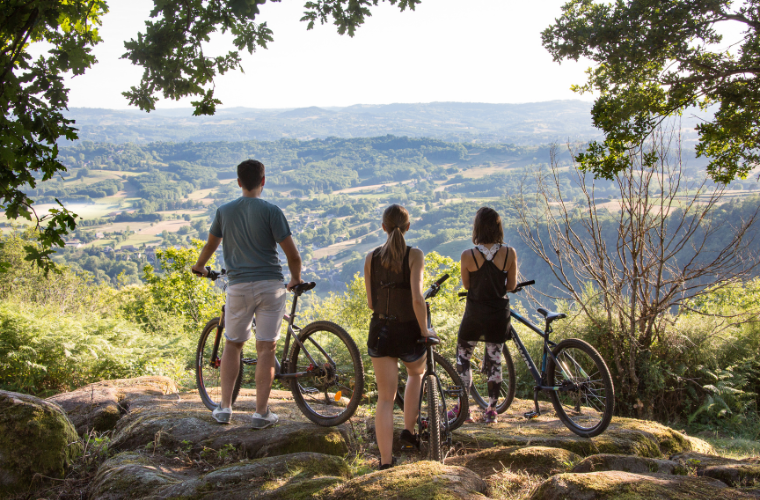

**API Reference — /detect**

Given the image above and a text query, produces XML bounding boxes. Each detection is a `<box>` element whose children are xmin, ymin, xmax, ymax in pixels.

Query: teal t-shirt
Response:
<box><xmin>209</xmin><ymin>197</ymin><xmax>291</xmax><ymax>285</ymax></box>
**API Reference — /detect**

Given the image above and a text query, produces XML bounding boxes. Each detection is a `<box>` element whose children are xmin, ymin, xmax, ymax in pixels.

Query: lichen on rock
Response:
<box><xmin>529</xmin><ymin>470</ymin><xmax>755</xmax><ymax>500</ymax></box>
<box><xmin>325</xmin><ymin>461</ymin><xmax>488</xmax><ymax>500</ymax></box>
<box><xmin>448</xmin><ymin>445</ymin><xmax>581</xmax><ymax>477</ymax></box>
<box><xmin>0</xmin><ymin>390</ymin><xmax>82</xmax><ymax>496</ymax></box>
<box><xmin>571</xmin><ymin>453</ymin><xmax>685</xmax><ymax>475</ymax></box>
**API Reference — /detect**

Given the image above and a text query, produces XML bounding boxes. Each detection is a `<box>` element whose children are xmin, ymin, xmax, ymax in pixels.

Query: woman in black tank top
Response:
<box><xmin>457</xmin><ymin>207</ymin><xmax>518</xmax><ymax>424</ymax></box>
<box><xmin>363</xmin><ymin>204</ymin><xmax>436</xmax><ymax>470</ymax></box>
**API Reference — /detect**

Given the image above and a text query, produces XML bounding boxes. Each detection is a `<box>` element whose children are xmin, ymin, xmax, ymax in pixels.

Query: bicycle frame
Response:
<box><xmin>209</xmin><ymin>287</ymin><xmax>333</xmax><ymax>381</ymax></box>
<box><xmin>508</xmin><ymin>309</ymin><xmax>580</xmax><ymax>417</ymax></box>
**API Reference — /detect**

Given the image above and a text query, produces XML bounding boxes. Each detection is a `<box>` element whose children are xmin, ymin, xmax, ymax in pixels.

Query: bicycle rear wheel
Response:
<box><xmin>547</xmin><ymin>338</ymin><xmax>614</xmax><ymax>438</ymax></box>
<box><xmin>288</xmin><ymin>321</ymin><xmax>364</xmax><ymax>426</ymax></box>
<box><xmin>395</xmin><ymin>351</ymin><xmax>469</xmax><ymax>431</ymax></box>
<box><xmin>419</xmin><ymin>374</ymin><xmax>444</xmax><ymax>462</ymax></box>
<box><xmin>469</xmin><ymin>342</ymin><xmax>516</xmax><ymax>414</ymax></box>
<box><xmin>196</xmin><ymin>317</ymin><xmax>243</xmax><ymax>411</ymax></box>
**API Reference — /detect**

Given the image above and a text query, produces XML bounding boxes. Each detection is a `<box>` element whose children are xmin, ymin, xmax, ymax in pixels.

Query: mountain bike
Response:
<box><xmin>399</xmin><ymin>274</ymin><xmax>469</xmax><ymax>462</ymax></box>
<box><xmin>194</xmin><ymin>268</ymin><xmax>364</xmax><ymax>427</ymax></box>
<box><xmin>459</xmin><ymin>280</ymin><xmax>614</xmax><ymax>438</ymax></box>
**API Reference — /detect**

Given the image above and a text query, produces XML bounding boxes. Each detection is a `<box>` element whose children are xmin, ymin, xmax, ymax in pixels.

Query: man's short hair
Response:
<box><xmin>237</xmin><ymin>160</ymin><xmax>265</xmax><ymax>191</ymax></box>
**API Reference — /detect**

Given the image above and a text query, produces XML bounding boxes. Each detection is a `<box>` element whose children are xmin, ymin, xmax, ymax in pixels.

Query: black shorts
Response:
<box><xmin>367</xmin><ymin>317</ymin><xmax>426</xmax><ymax>363</ymax></box>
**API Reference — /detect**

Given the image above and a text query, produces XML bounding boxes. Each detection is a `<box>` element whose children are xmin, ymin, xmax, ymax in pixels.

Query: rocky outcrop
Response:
<box><xmin>90</xmin><ymin>451</ymin><xmax>350</xmax><ymax>500</ymax></box>
<box><xmin>46</xmin><ymin>376</ymin><xmax>177</xmax><ymax>435</ymax></box>
<box><xmin>452</xmin><ymin>413</ymin><xmax>713</xmax><ymax>458</ymax></box>
<box><xmin>529</xmin><ymin>470</ymin><xmax>755</xmax><ymax>500</ymax></box>
<box><xmin>0</xmin><ymin>390</ymin><xmax>82</xmax><ymax>496</ymax></box>
<box><xmin>325</xmin><ymin>461</ymin><xmax>488</xmax><ymax>500</ymax></box>
<box><xmin>571</xmin><ymin>453</ymin><xmax>685</xmax><ymax>475</ymax></box>
<box><xmin>11</xmin><ymin>378</ymin><xmax>757</xmax><ymax>500</ymax></box>
<box><xmin>448</xmin><ymin>445</ymin><xmax>581</xmax><ymax>477</ymax></box>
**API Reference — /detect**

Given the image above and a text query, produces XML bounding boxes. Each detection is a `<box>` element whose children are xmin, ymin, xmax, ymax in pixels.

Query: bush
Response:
<box><xmin>0</xmin><ymin>303</ymin><xmax>187</xmax><ymax>396</ymax></box>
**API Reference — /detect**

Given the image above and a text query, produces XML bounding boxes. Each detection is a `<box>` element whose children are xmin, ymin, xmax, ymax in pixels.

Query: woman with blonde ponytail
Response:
<box><xmin>364</xmin><ymin>204</ymin><xmax>436</xmax><ymax>470</ymax></box>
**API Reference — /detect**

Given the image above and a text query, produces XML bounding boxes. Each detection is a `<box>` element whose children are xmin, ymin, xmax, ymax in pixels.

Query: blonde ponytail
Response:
<box><xmin>379</xmin><ymin>204</ymin><xmax>410</xmax><ymax>273</ymax></box>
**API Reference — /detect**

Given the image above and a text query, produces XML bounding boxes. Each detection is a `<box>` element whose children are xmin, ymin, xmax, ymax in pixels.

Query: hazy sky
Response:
<box><xmin>63</xmin><ymin>0</ymin><xmax>594</xmax><ymax>110</ymax></box>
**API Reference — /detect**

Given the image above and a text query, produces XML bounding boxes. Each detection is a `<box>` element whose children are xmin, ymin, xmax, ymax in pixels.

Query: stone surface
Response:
<box><xmin>325</xmin><ymin>461</ymin><xmax>488</xmax><ymax>500</ymax></box>
<box><xmin>448</xmin><ymin>445</ymin><xmax>581</xmax><ymax>477</ymax></box>
<box><xmin>670</xmin><ymin>452</ymin><xmax>760</xmax><ymax>487</ymax></box>
<box><xmin>107</xmin><ymin>387</ymin><xmax>352</xmax><ymax>459</ymax></box>
<box><xmin>0</xmin><ymin>390</ymin><xmax>82</xmax><ymax>496</ymax></box>
<box><xmin>90</xmin><ymin>451</ymin><xmax>351</xmax><ymax>500</ymax></box>
<box><xmin>529</xmin><ymin>470</ymin><xmax>755</xmax><ymax>500</ymax></box>
<box><xmin>46</xmin><ymin>376</ymin><xmax>177</xmax><ymax>435</ymax></box>
<box><xmin>452</xmin><ymin>407</ymin><xmax>713</xmax><ymax>458</ymax></box>
<box><xmin>571</xmin><ymin>453</ymin><xmax>685</xmax><ymax>475</ymax></box>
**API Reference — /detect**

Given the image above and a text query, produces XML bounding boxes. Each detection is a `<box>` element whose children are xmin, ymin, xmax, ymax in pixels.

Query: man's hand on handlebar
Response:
<box><xmin>422</xmin><ymin>327</ymin><xmax>438</xmax><ymax>339</ymax></box>
<box><xmin>191</xmin><ymin>264</ymin><xmax>209</xmax><ymax>277</ymax></box>
<box><xmin>286</xmin><ymin>277</ymin><xmax>305</xmax><ymax>291</ymax></box>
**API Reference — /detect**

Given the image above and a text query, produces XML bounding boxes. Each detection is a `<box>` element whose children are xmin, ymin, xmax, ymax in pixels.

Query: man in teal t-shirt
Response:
<box><xmin>193</xmin><ymin>159</ymin><xmax>303</xmax><ymax>429</ymax></box>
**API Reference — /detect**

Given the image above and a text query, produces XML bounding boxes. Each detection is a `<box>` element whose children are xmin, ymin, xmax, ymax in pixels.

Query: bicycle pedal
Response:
<box><xmin>523</xmin><ymin>411</ymin><xmax>540</xmax><ymax>420</ymax></box>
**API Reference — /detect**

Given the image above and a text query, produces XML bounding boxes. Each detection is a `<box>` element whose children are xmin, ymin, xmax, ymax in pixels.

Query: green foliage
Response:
<box><xmin>0</xmin><ymin>0</ymin><xmax>108</xmax><ymax>271</ymax></box>
<box><xmin>0</xmin><ymin>302</ymin><xmax>186</xmax><ymax>396</ymax></box>
<box><xmin>137</xmin><ymin>240</ymin><xmax>224</xmax><ymax>334</ymax></box>
<box><xmin>543</xmin><ymin>0</ymin><xmax>760</xmax><ymax>183</ymax></box>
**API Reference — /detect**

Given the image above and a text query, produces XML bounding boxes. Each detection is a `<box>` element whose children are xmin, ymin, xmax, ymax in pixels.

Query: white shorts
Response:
<box><xmin>224</xmin><ymin>280</ymin><xmax>286</xmax><ymax>343</ymax></box>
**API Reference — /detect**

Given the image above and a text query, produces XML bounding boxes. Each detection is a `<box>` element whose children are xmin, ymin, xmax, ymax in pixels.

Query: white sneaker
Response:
<box><xmin>251</xmin><ymin>408</ymin><xmax>278</xmax><ymax>429</ymax></box>
<box><xmin>212</xmin><ymin>406</ymin><xmax>232</xmax><ymax>424</ymax></box>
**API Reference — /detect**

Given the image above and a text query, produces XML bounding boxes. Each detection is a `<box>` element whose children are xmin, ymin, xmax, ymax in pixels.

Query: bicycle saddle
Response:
<box><xmin>536</xmin><ymin>307</ymin><xmax>567</xmax><ymax>323</ymax></box>
<box><xmin>291</xmin><ymin>282</ymin><xmax>317</xmax><ymax>294</ymax></box>
<box><xmin>417</xmin><ymin>336</ymin><xmax>440</xmax><ymax>346</ymax></box>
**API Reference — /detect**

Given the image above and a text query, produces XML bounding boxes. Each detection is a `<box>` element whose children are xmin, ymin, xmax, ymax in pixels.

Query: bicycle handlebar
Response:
<box><xmin>457</xmin><ymin>279</ymin><xmax>535</xmax><ymax>299</ymax></box>
<box><xmin>192</xmin><ymin>266</ymin><xmax>227</xmax><ymax>281</ymax></box>
<box><xmin>424</xmin><ymin>274</ymin><xmax>449</xmax><ymax>300</ymax></box>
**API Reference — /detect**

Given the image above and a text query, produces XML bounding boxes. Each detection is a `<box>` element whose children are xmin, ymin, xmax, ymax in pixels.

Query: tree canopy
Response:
<box><xmin>543</xmin><ymin>0</ymin><xmax>760</xmax><ymax>184</ymax></box>
<box><xmin>0</xmin><ymin>0</ymin><xmax>419</xmax><ymax>270</ymax></box>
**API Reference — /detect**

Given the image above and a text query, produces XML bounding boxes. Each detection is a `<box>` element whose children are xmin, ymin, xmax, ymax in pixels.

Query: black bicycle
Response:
<box><xmin>194</xmin><ymin>268</ymin><xmax>364</xmax><ymax>427</ymax></box>
<box><xmin>460</xmin><ymin>280</ymin><xmax>614</xmax><ymax>438</ymax></box>
<box><xmin>400</xmin><ymin>274</ymin><xmax>469</xmax><ymax>462</ymax></box>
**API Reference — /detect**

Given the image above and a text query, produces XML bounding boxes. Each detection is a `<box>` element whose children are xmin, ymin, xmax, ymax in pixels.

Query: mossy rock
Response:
<box><xmin>89</xmin><ymin>452</ymin><xmax>179</xmax><ymax>500</ymax></box>
<box><xmin>671</xmin><ymin>452</ymin><xmax>760</xmax><ymax>467</ymax></box>
<box><xmin>92</xmin><ymin>451</ymin><xmax>351</xmax><ymax>499</ymax></box>
<box><xmin>0</xmin><ymin>390</ymin><xmax>83</xmax><ymax>496</ymax></box>
<box><xmin>325</xmin><ymin>461</ymin><xmax>488</xmax><ymax>500</ymax></box>
<box><xmin>529</xmin><ymin>471</ymin><xmax>755</xmax><ymax>500</ymax></box>
<box><xmin>110</xmin><ymin>408</ymin><xmax>350</xmax><ymax>458</ymax></box>
<box><xmin>701</xmin><ymin>464</ymin><xmax>760</xmax><ymax>488</ymax></box>
<box><xmin>257</xmin><ymin>476</ymin><xmax>344</xmax><ymax>500</ymax></box>
<box><xmin>452</xmin><ymin>416</ymin><xmax>712</xmax><ymax>458</ymax></box>
<box><xmin>571</xmin><ymin>454</ymin><xmax>685</xmax><ymax>475</ymax></box>
<box><xmin>47</xmin><ymin>376</ymin><xmax>177</xmax><ymax>436</ymax></box>
<box><xmin>448</xmin><ymin>446</ymin><xmax>581</xmax><ymax>477</ymax></box>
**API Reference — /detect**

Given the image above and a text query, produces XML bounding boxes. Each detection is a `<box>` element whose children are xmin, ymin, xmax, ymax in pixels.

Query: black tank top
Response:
<box><xmin>370</xmin><ymin>246</ymin><xmax>416</xmax><ymax>323</ymax></box>
<box><xmin>458</xmin><ymin>247</ymin><xmax>511</xmax><ymax>343</ymax></box>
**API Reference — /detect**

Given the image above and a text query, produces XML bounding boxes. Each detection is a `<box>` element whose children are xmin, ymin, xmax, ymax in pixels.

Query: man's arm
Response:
<box><xmin>192</xmin><ymin>234</ymin><xmax>222</xmax><ymax>276</ymax></box>
<box><xmin>279</xmin><ymin>236</ymin><xmax>303</xmax><ymax>290</ymax></box>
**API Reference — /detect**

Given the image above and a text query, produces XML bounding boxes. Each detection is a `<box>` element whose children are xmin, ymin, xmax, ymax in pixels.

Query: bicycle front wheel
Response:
<box><xmin>547</xmin><ymin>338</ymin><xmax>615</xmax><ymax>438</ymax></box>
<box><xmin>419</xmin><ymin>374</ymin><xmax>444</xmax><ymax>462</ymax></box>
<box><xmin>288</xmin><ymin>321</ymin><xmax>364</xmax><ymax>427</ymax></box>
<box><xmin>196</xmin><ymin>317</ymin><xmax>243</xmax><ymax>411</ymax></box>
<box><xmin>395</xmin><ymin>351</ymin><xmax>469</xmax><ymax>431</ymax></box>
<box><xmin>469</xmin><ymin>342</ymin><xmax>516</xmax><ymax>414</ymax></box>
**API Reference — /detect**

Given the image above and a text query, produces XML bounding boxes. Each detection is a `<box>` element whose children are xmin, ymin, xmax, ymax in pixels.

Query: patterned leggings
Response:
<box><xmin>456</xmin><ymin>340</ymin><xmax>503</xmax><ymax>410</ymax></box>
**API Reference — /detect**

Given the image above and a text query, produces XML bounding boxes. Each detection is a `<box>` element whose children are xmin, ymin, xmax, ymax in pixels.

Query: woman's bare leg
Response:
<box><xmin>371</xmin><ymin>356</ymin><xmax>399</xmax><ymax>466</ymax></box>
<box><xmin>401</xmin><ymin>354</ymin><xmax>427</xmax><ymax>433</ymax></box>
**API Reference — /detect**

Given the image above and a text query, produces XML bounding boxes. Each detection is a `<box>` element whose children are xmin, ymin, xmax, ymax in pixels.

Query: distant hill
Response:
<box><xmin>65</xmin><ymin>101</ymin><xmax>604</xmax><ymax>146</ymax></box>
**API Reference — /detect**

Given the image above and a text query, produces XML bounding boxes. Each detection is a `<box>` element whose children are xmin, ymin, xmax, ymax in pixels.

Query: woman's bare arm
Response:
<box><xmin>460</xmin><ymin>250</ymin><xmax>472</xmax><ymax>290</ymax></box>
<box><xmin>506</xmin><ymin>248</ymin><xmax>518</xmax><ymax>291</ymax></box>
<box><xmin>364</xmin><ymin>252</ymin><xmax>374</xmax><ymax>310</ymax></box>
<box><xmin>409</xmin><ymin>248</ymin><xmax>434</xmax><ymax>336</ymax></box>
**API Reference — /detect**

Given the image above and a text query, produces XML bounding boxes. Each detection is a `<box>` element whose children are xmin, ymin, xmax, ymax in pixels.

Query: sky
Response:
<box><xmin>63</xmin><ymin>0</ymin><xmax>595</xmax><ymax>110</ymax></box>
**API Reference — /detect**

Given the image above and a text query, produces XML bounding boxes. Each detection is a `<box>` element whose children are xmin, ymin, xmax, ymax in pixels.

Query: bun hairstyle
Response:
<box><xmin>379</xmin><ymin>204</ymin><xmax>410</xmax><ymax>273</ymax></box>
<box><xmin>472</xmin><ymin>207</ymin><xmax>504</xmax><ymax>245</ymax></box>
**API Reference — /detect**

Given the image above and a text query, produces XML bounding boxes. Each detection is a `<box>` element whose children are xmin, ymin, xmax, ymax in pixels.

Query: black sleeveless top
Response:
<box><xmin>370</xmin><ymin>246</ymin><xmax>416</xmax><ymax>323</ymax></box>
<box><xmin>367</xmin><ymin>246</ymin><xmax>425</xmax><ymax>360</ymax></box>
<box><xmin>458</xmin><ymin>247</ymin><xmax>511</xmax><ymax>344</ymax></box>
